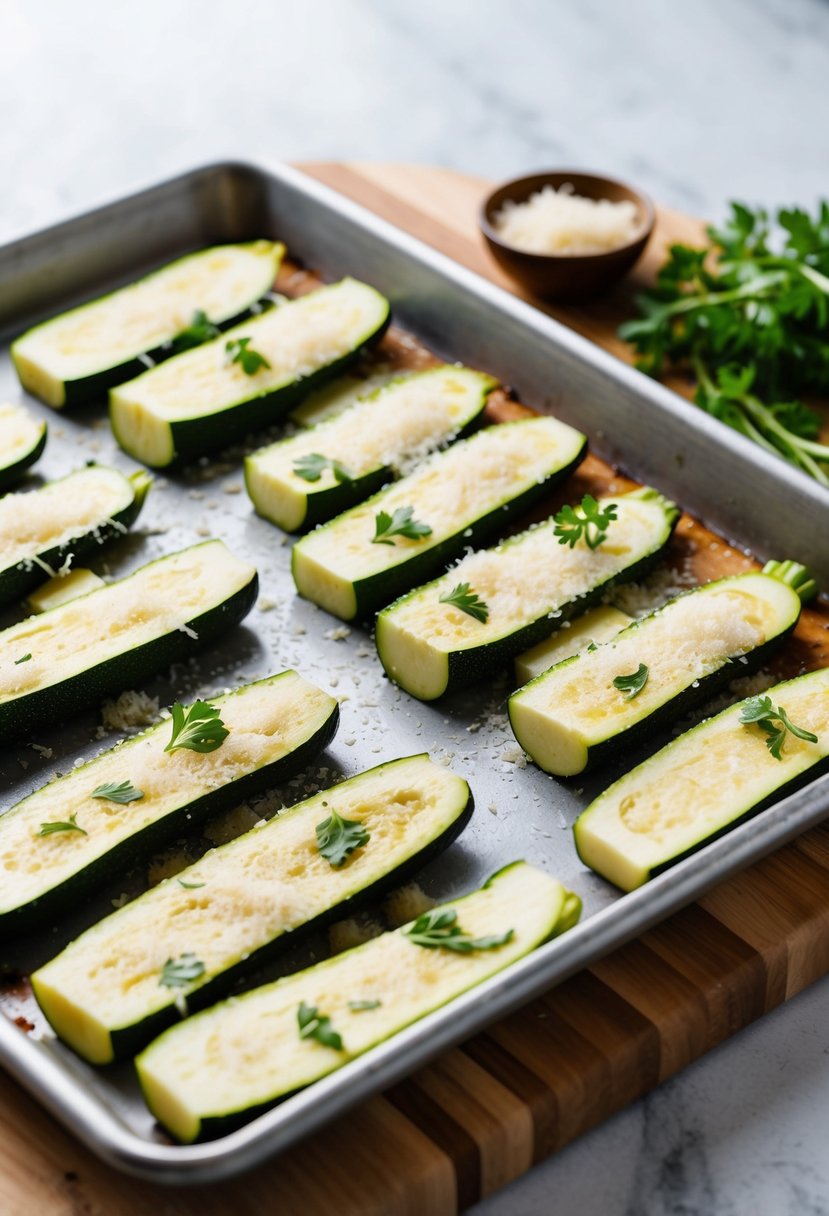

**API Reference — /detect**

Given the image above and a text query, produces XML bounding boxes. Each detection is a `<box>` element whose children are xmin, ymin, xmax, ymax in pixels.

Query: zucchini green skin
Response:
<box><xmin>0</xmin><ymin>468</ymin><xmax>152</xmax><ymax>609</ymax></box>
<box><xmin>135</xmin><ymin>861</ymin><xmax>580</xmax><ymax>1142</ymax></box>
<box><xmin>110</xmin><ymin>785</ymin><xmax>472</xmax><ymax>1062</ymax></box>
<box><xmin>109</xmin><ymin>282</ymin><xmax>392</xmax><ymax>469</ymax></box>
<box><xmin>293</xmin><ymin>434</ymin><xmax>588</xmax><ymax>622</ymax></box>
<box><xmin>0</xmin><ymin>423</ymin><xmax>47</xmax><ymax>494</ymax></box>
<box><xmin>11</xmin><ymin>242</ymin><xmax>284</xmax><ymax>408</ymax></box>
<box><xmin>0</xmin><ymin>552</ymin><xmax>258</xmax><ymax>740</ymax></box>
<box><xmin>0</xmin><ymin>694</ymin><xmax>339</xmax><ymax>940</ymax></box>
<box><xmin>34</xmin><ymin>755</ymin><xmax>474</xmax><ymax>1063</ymax></box>
<box><xmin>245</xmin><ymin>369</ymin><xmax>496</xmax><ymax>533</ymax></box>
<box><xmin>377</xmin><ymin>492</ymin><xmax>679</xmax><ymax>700</ymax></box>
<box><xmin>510</xmin><ymin>572</ymin><xmax>802</xmax><ymax>777</ymax></box>
<box><xmin>573</xmin><ymin>666</ymin><xmax>829</xmax><ymax>890</ymax></box>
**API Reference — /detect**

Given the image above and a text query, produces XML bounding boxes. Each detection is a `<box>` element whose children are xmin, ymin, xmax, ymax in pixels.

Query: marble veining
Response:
<box><xmin>1</xmin><ymin>1</ymin><xmax>828</xmax><ymax>1212</ymax></box>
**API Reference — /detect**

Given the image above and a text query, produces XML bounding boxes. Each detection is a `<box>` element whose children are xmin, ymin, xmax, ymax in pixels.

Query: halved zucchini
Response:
<box><xmin>12</xmin><ymin>241</ymin><xmax>284</xmax><ymax>408</ymax></box>
<box><xmin>0</xmin><ymin>403</ymin><xmax>47</xmax><ymax>492</ymax></box>
<box><xmin>574</xmin><ymin>665</ymin><xmax>829</xmax><ymax>890</ymax></box>
<box><xmin>510</xmin><ymin>571</ymin><xmax>802</xmax><ymax>777</ymax></box>
<box><xmin>0</xmin><ymin>539</ymin><xmax>257</xmax><ymax>737</ymax></box>
<box><xmin>0</xmin><ymin>671</ymin><xmax>337</xmax><ymax>936</ymax></box>
<box><xmin>134</xmin><ymin>861</ymin><xmax>581</xmax><ymax>1143</ymax></box>
<box><xmin>0</xmin><ymin>465</ymin><xmax>151</xmax><ymax>609</ymax></box>
<box><xmin>110</xmin><ymin>278</ymin><xmax>391</xmax><ymax>468</ymax></box>
<box><xmin>515</xmin><ymin>605</ymin><xmax>631</xmax><ymax>684</ymax></box>
<box><xmin>292</xmin><ymin>416</ymin><xmax>587</xmax><ymax>621</ymax></box>
<box><xmin>32</xmin><ymin>754</ymin><xmax>473</xmax><ymax>1064</ymax></box>
<box><xmin>245</xmin><ymin>366</ymin><xmax>496</xmax><ymax>532</ymax></box>
<box><xmin>376</xmin><ymin>488</ymin><xmax>678</xmax><ymax>701</ymax></box>
<box><xmin>25</xmin><ymin>568</ymin><xmax>105</xmax><ymax>613</ymax></box>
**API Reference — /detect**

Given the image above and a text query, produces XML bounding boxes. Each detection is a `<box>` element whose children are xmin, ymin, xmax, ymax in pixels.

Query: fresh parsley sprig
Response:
<box><xmin>91</xmin><ymin>780</ymin><xmax>144</xmax><ymax>805</ymax></box>
<box><xmin>159</xmin><ymin>953</ymin><xmax>205</xmax><ymax>988</ymax></box>
<box><xmin>439</xmin><ymin>582</ymin><xmax>490</xmax><ymax>623</ymax></box>
<box><xmin>739</xmin><ymin>695</ymin><xmax>818</xmax><ymax>760</ymax></box>
<box><xmin>404</xmin><ymin>907</ymin><xmax>514</xmax><ymax>953</ymax></box>
<box><xmin>612</xmin><ymin>663</ymin><xmax>649</xmax><ymax>701</ymax></box>
<box><xmin>297</xmin><ymin>1001</ymin><xmax>343</xmax><ymax>1050</ymax></box>
<box><xmin>293</xmin><ymin>452</ymin><xmax>353</xmax><ymax>484</ymax></box>
<box><xmin>372</xmin><ymin>505</ymin><xmax>432</xmax><ymax>546</ymax></box>
<box><xmin>226</xmin><ymin>336</ymin><xmax>271</xmax><ymax>375</ymax></box>
<box><xmin>171</xmin><ymin>309</ymin><xmax>220</xmax><ymax>353</ymax></box>
<box><xmin>38</xmin><ymin>812</ymin><xmax>86</xmax><ymax>837</ymax></box>
<box><xmin>315</xmin><ymin>805</ymin><xmax>370</xmax><ymax>867</ymax></box>
<box><xmin>553</xmin><ymin>495</ymin><xmax>618</xmax><ymax>550</ymax></box>
<box><xmin>164</xmin><ymin>700</ymin><xmax>229</xmax><ymax>755</ymax></box>
<box><xmin>619</xmin><ymin>200</ymin><xmax>829</xmax><ymax>484</ymax></box>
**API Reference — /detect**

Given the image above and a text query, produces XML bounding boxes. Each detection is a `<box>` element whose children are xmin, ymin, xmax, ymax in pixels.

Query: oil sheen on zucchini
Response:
<box><xmin>0</xmin><ymin>672</ymin><xmax>337</xmax><ymax>936</ymax></box>
<box><xmin>0</xmin><ymin>403</ymin><xmax>47</xmax><ymax>492</ymax></box>
<box><xmin>245</xmin><ymin>365</ymin><xmax>496</xmax><ymax>532</ymax></box>
<box><xmin>11</xmin><ymin>241</ymin><xmax>284</xmax><ymax>408</ymax></box>
<box><xmin>292</xmin><ymin>416</ymin><xmax>587</xmax><ymax>621</ymax></box>
<box><xmin>510</xmin><ymin>571</ymin><xmax>802</xmax><ymax>777</ymax></box>
<box><xmin>574</xmin><ymin>665</ymin><xmax>829</xmax><ymax>891</ymax></box>
<box><xmin>135</xmin><ymin>861</ymin><xmax>580</xmax><ymax>1142</ymax></box>
<box><xmin>0</xmin><ymin>464</ymin><xmax>151</xmax><ymax>609</ymax></box>
<box><xmin>377</xmin><ymin>487</ymin><xmax>678</xmax><ymax>700</ymax></box>
<box><xmin>0</xmin><ymin>539</ymin><xmax>257</xmax><ymax>737</ymax></box>
<box><xmin>32</xmin><ymin>754</ymin><xmax>474</xmax><ymax>1064</ymax></box>
<box><xmin>110</xmin><ymin>278</ymin><xmax>391</xmax><ymax>469</ymax></box>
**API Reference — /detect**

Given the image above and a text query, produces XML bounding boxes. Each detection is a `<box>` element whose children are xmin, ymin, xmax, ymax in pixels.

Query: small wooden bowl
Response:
<box><xmin>480</xmin><ymin>171</ymin><xmax>655</xmax><ymax>303</ymax></box>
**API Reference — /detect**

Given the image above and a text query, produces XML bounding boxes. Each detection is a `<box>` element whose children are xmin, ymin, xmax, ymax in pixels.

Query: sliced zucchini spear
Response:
<box><xmin>12</xmin><ymin>241</ymin><xmax>284</xmax><ymax>408</ymax></box>
<box><xmin>376</xmin><ymin>487</ymin><xmax>678</xmax><ymax>701</ymax></box>
<box><xmin>0</xmin><ymin>402</ymin><xmax>47</xmax><ymax>492</ymax></box>
<box><xmin>110</xmin><ymin>278</ymin><xmax>391</xmax><ymax>469</ymax></box>
<box><xmin>0</xmin><ymin>539</ymin><xmax>257</xmax><ymax>738</ymax></box>
<box><xmin>574</xmin><ymin>665</ymin><xmax>829</xmax><ymax>891</ymax></box>
<box><xmin>514</xmin><ymin>605</ymin><xmax>631</xmax><ymax>684</ymax></box>
<box><xmin>292</xmin><ymin>416</ymin><xmax>587</xmax><ymax>622</ymax></box>
<box><xmin>32</xmin><ymin>754</ymin><xmax>474</xmax><ymax>1064</ymax></box>
<box><xmin>0</xmin><ymin>465</ymin><xmax>151</xmax><ymax>609</ymax></box>
<box><xmin>134</xmin><ymin>861</ymin><xmax>581</xmax><ymax>1143</ymax></box>
<box><xmin>510</xmin><ymin>570</ymin><xmax>803</xmax><ymax>777</ymax></box>
<box><xmin>245</xmin><ymin>365</ymin><xmax>496</xmax><ymax>532</ymax></box>
<box><xmin>0</xmin><ymin>672</ymin><xmax>337</xmax><ymax>937</ymax></box>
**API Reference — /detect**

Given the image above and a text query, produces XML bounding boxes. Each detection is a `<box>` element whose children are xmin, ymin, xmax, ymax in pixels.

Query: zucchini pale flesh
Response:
<box><xmin>25</xmin><ymin>568</ymin><xmax>105</xmax><ymax>614</ymax></box>
<box><xmin>292</xmin><ymin>416</ymin><xmax>587</xmax><ymax>621</ymax></box>
<box><xmin>135</xmin><ymin>861</ymin><xmax>580</xmax><ymax>1142</ymax></box>
<box><xmin>0</xmin><ymin>672</ymin><xmax>337</xmax><ymax>936</ymax></box>
<box><xmin>12</xmin><ymin>241</ymin><xmax>284</xmax><ymax>408</ymax></box>
<box><xmin>32</xmin><ymin>754</ymin><xmax>473</xmax><ymax>1064</ymax></box>
<box><xmin>510</xmin><ymin>571</ymin><xmax>802</xmax><ymax>777</ymax></box>
<box><xmin>110</xmin><ymin>278</ymin><xmax>391</xmax><ymax>468</ymax></box>
<box><xmin>0</xmin><ymin>403</ymin><xmax>47</xmax><ymax>492</ymax></box>
<box><xmin>0</xmin><ymin>465</ymin><xmax>151</xmax><ymax>609</ymax></box>
<box><xmin>574</xmin><ymin>666</ymin><xmax>829</xmax><ymax>891</ymax></box>
<box><xmin>514</xmin><ymin>605</ymin><xmax>630</xmax><ymax>684</ymax></box>
<box><xmin>0</xmin><ymin>539</ymin><xmax>257</xmax><ymax>737</ymax></box>
<box><xmin>245</xmin><ymin>365</ymin><xmax>496</xmax><ymax>532</ymax></box>
<box><xmin>377</xmin><ymin>487</ymin><xmax>678</xmax><ymax>700</ymax></box>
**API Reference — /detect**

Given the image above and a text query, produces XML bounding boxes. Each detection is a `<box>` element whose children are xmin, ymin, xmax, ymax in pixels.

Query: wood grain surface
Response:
<box><xmin>1</xmin><ymin>162</ymin><xmax>827</xmax><ymax>1216</ymax></box>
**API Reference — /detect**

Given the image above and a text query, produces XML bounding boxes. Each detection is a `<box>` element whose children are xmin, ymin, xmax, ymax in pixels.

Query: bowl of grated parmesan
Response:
<box><xmin>480</xmin><ymin>170</ymin><xmax>654</xmax><ymax>301</ymax></box>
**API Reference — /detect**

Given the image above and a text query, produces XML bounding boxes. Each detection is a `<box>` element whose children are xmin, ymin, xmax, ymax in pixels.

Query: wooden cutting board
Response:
<box><xmin>2</xmin><ymin>163</ymin><xmax>829</xmax><ymax>1216</ymax></box>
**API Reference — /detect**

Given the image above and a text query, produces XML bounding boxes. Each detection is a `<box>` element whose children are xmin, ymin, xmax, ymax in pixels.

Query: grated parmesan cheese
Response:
<box><xmin>101</xmin><ymin>690</ymin><xmax>160</xmax><ymax>733</ymax></box>
<box><xmin>493</xmin><ymin>184</ymin><xmax>640</xmax><ymax>256</ymax></box>
<box><xmin>383</xmin><ymin>881</ymin><xmax>436</xmax><ymax>927</ymax></box>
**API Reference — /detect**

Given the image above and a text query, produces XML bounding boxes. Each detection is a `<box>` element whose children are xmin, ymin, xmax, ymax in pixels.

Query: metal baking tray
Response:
<box><xmin>0</xmin><ymin>160</ymin><xmax>827</xmax><ymax>1184</ymax></box>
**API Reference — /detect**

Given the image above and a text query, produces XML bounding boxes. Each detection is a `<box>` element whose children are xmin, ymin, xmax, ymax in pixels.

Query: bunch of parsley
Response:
<box><xmin>619</xmin><ymin>201</ymin><xmax>829</xmax><ymax>484</ymax></box>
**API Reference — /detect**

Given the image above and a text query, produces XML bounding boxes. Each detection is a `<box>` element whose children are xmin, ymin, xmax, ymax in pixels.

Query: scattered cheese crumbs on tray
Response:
<box><xmin>493</xmin><ymin>183</ymin><xmax>640</xmax><ymax>256</ymax></box>
<box><xmin>324</xmin><ymin>626</ymin><xmax>351</xmax><ymax>641</ymax></box>
<box><xmin>204</xmin><ymin>803</ymin><xmax>261</xmax><ymax>846</ymax></box>
<box><xmin>101</xmin><ymin>690</ymin><xmax>160</xmax><ymax>733</ymax></box>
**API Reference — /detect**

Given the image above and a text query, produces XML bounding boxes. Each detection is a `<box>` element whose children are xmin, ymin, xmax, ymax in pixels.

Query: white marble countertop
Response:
<box><xmin>2</xmin><ymin>0</ymin><xmax>829</xmax><ymax>1211</ymax></box>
